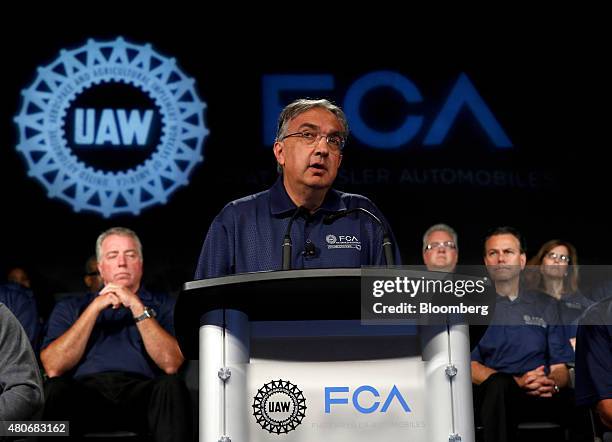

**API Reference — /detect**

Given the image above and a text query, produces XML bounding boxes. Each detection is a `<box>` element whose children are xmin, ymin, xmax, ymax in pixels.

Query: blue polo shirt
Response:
<box><xmin>472</xmin><ymin>289</ymin><xmax>574</xmax><ymax>375</ymax></box>
<box><xmin>587</xmin><ymin>280</ymin><xmax>612</xmax><ymax>302</ymax></box>
<box><xmin>575</xmin><ymin>297</ymin><xmax>612</xmax><ymax>407</ymax></box>
<box><xmin>0</xmin><ymin>283</ymin><xmax>39</xmax><ymax>348</ymax></box>
<box><xmin>42</xmin><ymin>289</ymin><xmax>175</xmax><ymax>379</ymax></box>
<box><xmin>556</xmin><ymin>290</ymin><xmax>594</xmax><ymax>339</ymax></box>
<box><xmin>194</xmin><ymin>177</ymin><xmax>401</xmax><ymax>279</ymax></box>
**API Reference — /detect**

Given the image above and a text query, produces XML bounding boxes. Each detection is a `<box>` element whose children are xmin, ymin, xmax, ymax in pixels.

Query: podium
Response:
<box><xmin>176</xmin><ymin>269</ymin><xmax>475</xmax><ymax>442</ymax></box>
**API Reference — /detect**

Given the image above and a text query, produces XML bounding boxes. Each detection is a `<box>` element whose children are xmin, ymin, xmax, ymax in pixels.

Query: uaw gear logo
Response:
<box><xmin>252</xmin><ymin>379</ymin><xmax>306</xmax><ymax>434</ymax></box>
<box><xmin>14</xmin><ymin>37</ymin><xmax>208</xmax><ymax>217</ymax></box>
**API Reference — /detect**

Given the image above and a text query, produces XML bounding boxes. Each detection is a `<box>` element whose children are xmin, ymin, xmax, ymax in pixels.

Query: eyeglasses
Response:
<box><xmin>425</xmin><ymin>241</ymin><xmax>457</xmax><ymax>251</ymax></box>
<box><xmin>281</xmin><ymin>130</ymin><xmax>346</xmax><ymax>151</ymax></box>
<box><xmin>545</xmin><ymin>252</ymin><xmax>571</xmax><ymax>263</ymax></box>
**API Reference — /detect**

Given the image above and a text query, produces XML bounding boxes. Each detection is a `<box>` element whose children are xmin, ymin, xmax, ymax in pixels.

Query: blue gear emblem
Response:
<box><xmin>14</xmin><ymin>37</ymin><xmax>208</xmax><ymax>217</ymax></box>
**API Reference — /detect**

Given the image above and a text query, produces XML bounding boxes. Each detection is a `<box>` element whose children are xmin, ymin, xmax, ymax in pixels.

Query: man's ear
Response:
<box><xmin>273</xmin><ymin>141</ymin><xmax>285</xmax><ymax>167</ymax></box>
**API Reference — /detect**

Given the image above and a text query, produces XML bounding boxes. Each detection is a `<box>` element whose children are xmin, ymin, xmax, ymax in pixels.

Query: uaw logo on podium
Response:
<box><xmin>14</xmin><ymin>37</ymin><xmax>208</xmax><ymax>217</ymax></box>
<box><xmin>252</xmin><ymin>379</ymin><xmax>307</xmax><ymax>434</ymax></box>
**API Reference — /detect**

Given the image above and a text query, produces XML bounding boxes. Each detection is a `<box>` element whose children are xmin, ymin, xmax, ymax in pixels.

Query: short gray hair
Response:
<box><xmin>275</xmin><ymin>98</ymin><xmax>349</xmax><ymax>142</ymax></box>
<box><xmin>95</xmin><ymin>227</ymin><xmax>143</xmax><ymax>261</ymax></box>
<box><xmin>422</xmin><ymin>223</ymin><xmax>458</xmax><ymax>251</ymax></box>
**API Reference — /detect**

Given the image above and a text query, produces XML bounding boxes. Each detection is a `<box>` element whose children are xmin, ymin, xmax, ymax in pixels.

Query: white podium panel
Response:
<box><xmin>199</xmin><ymin>315</ymin><xmax>473</xmax><ymax>442</ymax></box>
<box><xmin>246</xmin><ymin>358</ymin><xmax>427</xmax><ymax>442</ymax></box>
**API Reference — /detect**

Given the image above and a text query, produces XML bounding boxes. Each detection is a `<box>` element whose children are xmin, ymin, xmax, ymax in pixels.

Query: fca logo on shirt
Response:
<box><xmin>263</xmin><ymin>71</ymin><xmax>512</xmax><ymax>149</ymax></box>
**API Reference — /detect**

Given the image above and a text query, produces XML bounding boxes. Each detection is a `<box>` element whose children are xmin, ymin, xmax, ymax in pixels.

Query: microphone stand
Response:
<box><xmin>282</xmin><ymin>206</ymin><xmax>305</xmax><ymax>270</ymax></box>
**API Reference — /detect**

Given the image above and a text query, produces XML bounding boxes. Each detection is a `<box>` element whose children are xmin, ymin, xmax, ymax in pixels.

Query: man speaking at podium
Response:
<box><xmin>195</xmin><ymin>98</ymin><xmax>401</xmax><ymax>278</ymax></box>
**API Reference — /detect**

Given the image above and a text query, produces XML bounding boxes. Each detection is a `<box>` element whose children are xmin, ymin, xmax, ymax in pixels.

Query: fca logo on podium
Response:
<box><xmin>325</xmin><ymin>385</ymin><xmax>412</xmax><ymax>414</ymax></box>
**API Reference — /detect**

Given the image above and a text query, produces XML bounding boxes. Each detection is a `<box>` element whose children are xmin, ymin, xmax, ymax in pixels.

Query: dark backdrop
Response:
<box><xmin>1</xmin><ymin>13</ymin><xmax>607</xmax><ymax>317</ymax></box>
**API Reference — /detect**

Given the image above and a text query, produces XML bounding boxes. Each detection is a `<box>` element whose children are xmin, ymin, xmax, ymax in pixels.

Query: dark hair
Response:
<box><xmin>526</xmin><ymin>239</ymin><xmax>579</xmax><ymax>293</ymax></box>
<box><xmin>483</xmin><ymin>226</ymin><xmax>526</xmax><ymax>255</ymax></box>
<box><xmin>275</xmin><ymin>98</ymin><xmax>349</xmax><ymax>142</ymax></box>
<box><xmin>84</xmin><ymin>255</ymin><xmax>98</xmax><ymax>275</ymax></box>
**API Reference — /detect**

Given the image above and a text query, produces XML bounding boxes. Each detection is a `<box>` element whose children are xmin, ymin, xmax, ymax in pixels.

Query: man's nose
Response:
<box><xmin>313</xmin><ymin>136</ymin><xmax>330</xmax><ymax>156</ymax></box>
<box><xmin>117</xmin><ymin>254</ymin><xmax>127</xmax><ymax>266</ymax></box>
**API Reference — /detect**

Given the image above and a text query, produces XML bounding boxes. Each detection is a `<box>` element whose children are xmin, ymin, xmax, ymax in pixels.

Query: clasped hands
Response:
<box><xmin>514</xmin><ymin>365</ymin><xmax>557</xmax><ymax>397</ymax></box>
<box><xmin>93</xmin><ymin>283</ymin><xmax>144</xmax><ymax>315</ymax></box>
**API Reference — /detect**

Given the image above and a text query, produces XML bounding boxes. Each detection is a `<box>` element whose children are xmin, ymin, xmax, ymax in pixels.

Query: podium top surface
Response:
<box><xmin>182</xmin><ymin>268</ymin><xmax>362</xmax><ymax>291</ymax></box>
<box><xmin>175</xmin><ymin>268</ymin><xmax>367</xmax><ymax>358</ymax></box>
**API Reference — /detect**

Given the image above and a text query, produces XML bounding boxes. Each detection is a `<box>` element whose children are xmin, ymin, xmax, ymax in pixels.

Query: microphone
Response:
<box><xmin>282</xmin><ymin>206</ymin><xmax>306</xmax><ymax>270</ymax></box>
<box><xmin>303</xmin><ymin>240</ymin><xmax>316</xmax><ymax>257</ymax></box>
<box><xmin>323</xmin><ymin>208</ymin><xmax>395</xmax><ymax>266</ymax></box>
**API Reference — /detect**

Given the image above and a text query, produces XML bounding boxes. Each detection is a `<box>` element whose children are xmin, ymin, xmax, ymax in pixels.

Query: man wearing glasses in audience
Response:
<box><xmin>195</xmin><ymin>98</ymin><xmax>401</xmax><ymax>279</ymax></box>
<box><xmin>422</xmin><ymin>223</ymin><xmax>459</xmax><ymax>273</ymax></box>
<box><xmin>471</xmin><ymin>226</ymin><xmax>574</xmax><ymax>442</ymax></box>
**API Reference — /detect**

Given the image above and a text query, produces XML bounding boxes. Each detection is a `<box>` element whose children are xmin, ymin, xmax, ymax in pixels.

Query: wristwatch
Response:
<box><xmin>134</xmin><ymin>307</ymin><xmax>157</xmax><ymax>323</ymax></box>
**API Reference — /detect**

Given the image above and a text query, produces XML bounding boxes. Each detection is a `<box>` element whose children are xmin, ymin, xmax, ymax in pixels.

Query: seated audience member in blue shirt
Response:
<box><xmin>194</xmin><ymin>98</ymin><xmax>400</xmax><ymax>279</ymax></box>
<box><xmin>575</xmin><ymin>296</ymin><xmax>612</xmax><ymax>429</ymax></box>
<box><xmin>588</xmin><ymin>278</ymin><xmax>612</xmax><ymax>302</ymax></box>
<box><xmin>0</xmin><ymin>270</ymin><xmax>39</xmax><ymax>348</ymax></box>
<box><xmin>471</xmin><ymin>227</ymin><xmax>574</xmax><ymax>442</ymax></box>
<box><xmin>41</xmin><ymin>227</ymin><xmax>191</xmax><ymax>441</ymax></box>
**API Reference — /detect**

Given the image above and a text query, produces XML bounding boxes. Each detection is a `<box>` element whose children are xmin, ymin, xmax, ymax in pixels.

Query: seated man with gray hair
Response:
<box><xmin>41</xmin><ymin>227</ymin><xmax>191</xmax><ymax>441</ymax></box>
